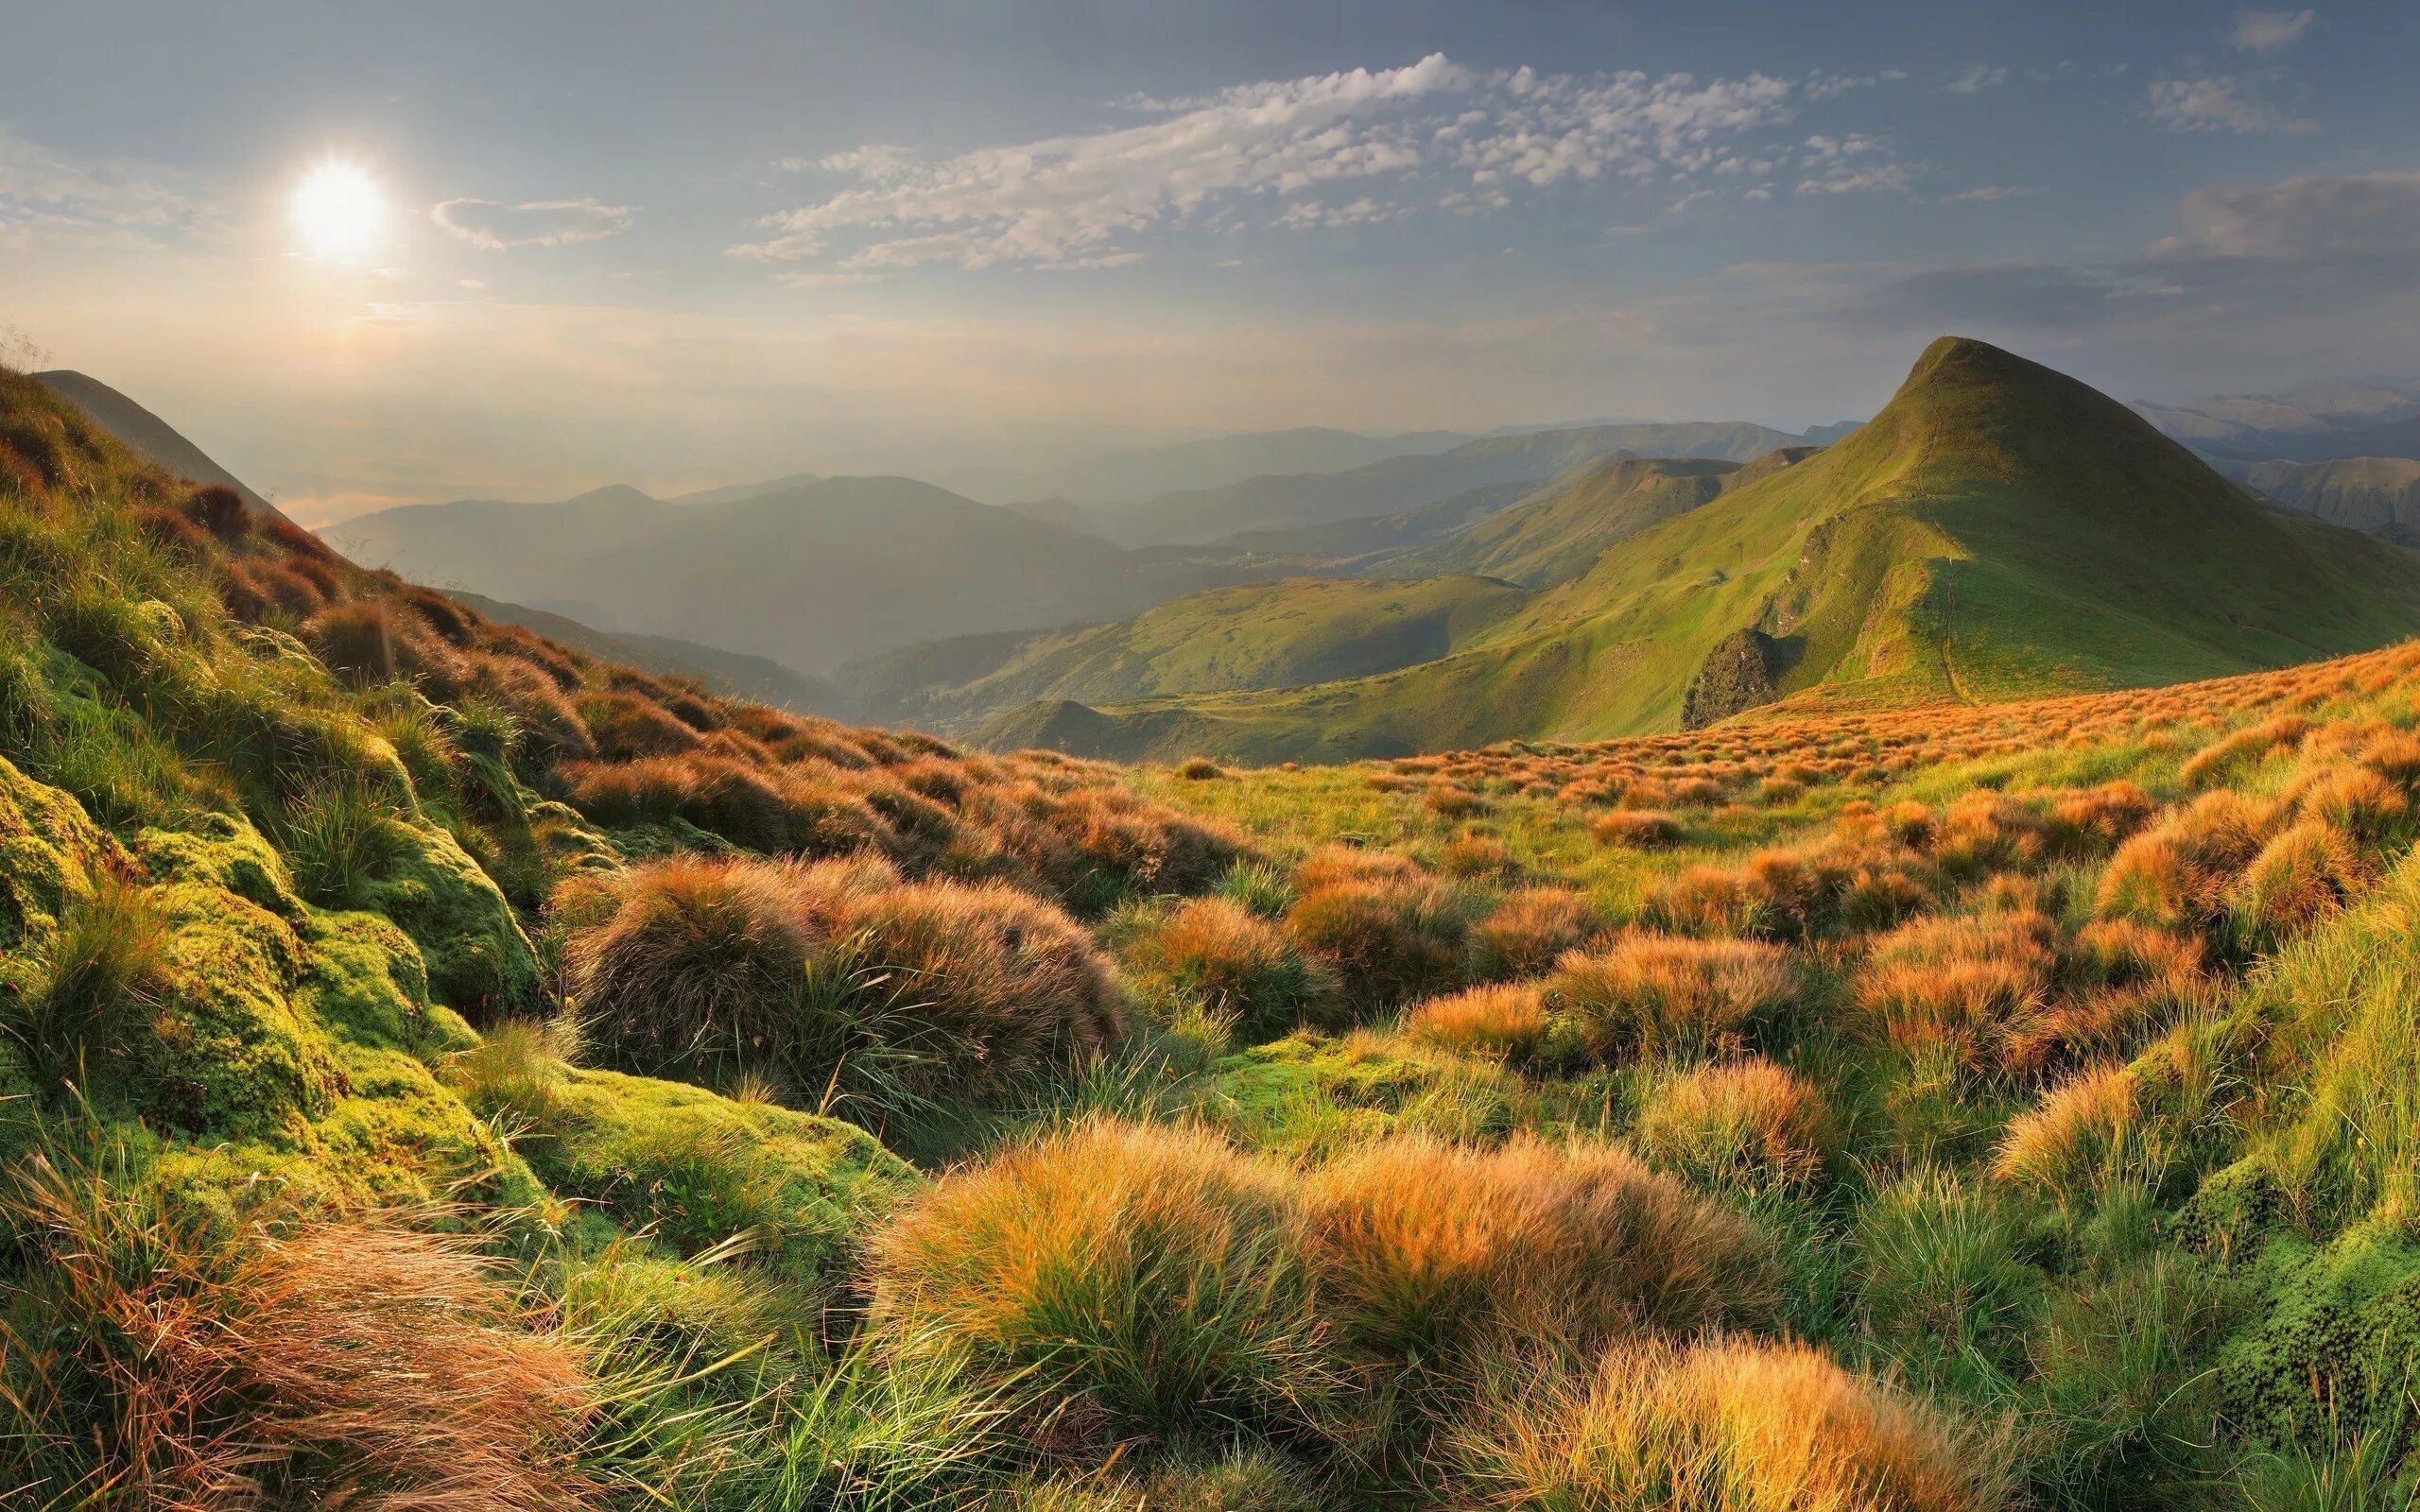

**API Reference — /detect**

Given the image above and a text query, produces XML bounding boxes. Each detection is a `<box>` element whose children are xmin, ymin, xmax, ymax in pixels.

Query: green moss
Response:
<box><xmin>356</xmin><ymin>817</ymin><xmax>541</xmax><ymax>1016</ymax></box>
<box><xmin>0</xmin><ymin>755</ymin><xmax>116</xmax><ymax>1002</ymax></box>
<box><xmin>1196</xmin><ymin>1031</ymin><xmax>1515</xmax><ymax>1157</ymax></box>
<box><xmin>2216</xmin><ymin>1217</ymin><xmax>2420</xmax><ymax>1452</ymax></box>
<box><xmin>135</xmin><ymin>809</ymin><xmax>302</xmax><ymax>918</ymax></box>
<box><xmin>493</xmin><ymin>1065</ymin><xmax>918</xmax><ymax>1291</ymax></box>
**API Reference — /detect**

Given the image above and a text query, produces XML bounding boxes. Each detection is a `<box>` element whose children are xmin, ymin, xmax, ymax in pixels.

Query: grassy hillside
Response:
<box><xmin>2249</xmin><ymin>456</ymin><xmax>2420</xmax><ymax>548</ymax></box>
<box><xmin>1094</xmin><ymin>421</ymin><xmax>1807</xmax><ymax>547</ymax></box>
<box><xmin>325</xmin><ymin>475</ymin><xmax>1259</xmax><ymax>672</ymax></box>
<box><xmin>35</xmin><ymin>369</ymin><xmax>285</xmax><ymax>522</ymax></box>
<box><xmin>12</xmin><ymin>359</ymin><xmax>2420</xmax><ymax>1505</ymax></box>
<box><xmin>1017</xmin><ymin>337</ymin><xmax>2420</xmax><ymax>764</ymax></box>
<box><xmin>858</xmin><ymin>574</ymin><xmax>1531</xmax><ymax>733</ymax></box>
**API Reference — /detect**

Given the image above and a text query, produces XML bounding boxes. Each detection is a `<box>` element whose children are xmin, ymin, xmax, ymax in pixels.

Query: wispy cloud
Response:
<box><xmin>2227</xmin><ymin>9</ymin><xmax>2317</xmax><ymax>53</ymax></box>
<box><xmin>1938</xmin><ymin>184</ymin><xmax>2044</xmax><ymax>204</ymax></box>
<box><xmin>1942</xmin><ymin>65</ymin><xmax>2011</xmax><ymax>94</ymax></box>
<box><xmin>432</xmin><ymin>198</ymin><xmax>637</xmax><ymax>249</ymax></box>
<box><xmin>0</xmin><ymin>128</ymin><xmax>195</xmax><ymax>249</ymax></box>
<box><xmin>2146</xmin><ymin>75</ymin><xmax>2314</xmax><ymax>134</ymax></box>
<box><xmin>735</xmin><ymin>54</ymin><xmax>1904</xmax><ymax>279</ymax></box>
<box><xmin>2164</xmin><ymin>168</ymin><xmax>2420</xmax><ymax>258</ymax></box>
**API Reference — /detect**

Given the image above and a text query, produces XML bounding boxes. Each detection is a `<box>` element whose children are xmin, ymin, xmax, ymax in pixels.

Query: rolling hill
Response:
<box><xmin>2246</xmin><ymin>457</ymin><xmax>2420</xmax><ymax>548</ymax></box>
<box><xmin>443</xmin><ymin>590</ymin><xmax>849</xmax><ymax>716</ymax></box>
<box><xmin>983</xmin><ymin>336</ymin><xmax>2420</xmax><ymax>763</ymax></box>
<box><xmin>1088</xmin><ymin>421</ymin><xmax>1809</xmax><ymax>547</ymax></box>
<box><xmin>844</xmin><ymin>574</ymin><xmax>1530</xmax><ymax>733</ymax></box>
<box><xmin>940</xmin><ymin>424</ymin><xmax>1478</xmax><ymax>507</ymax></box>
<box><xmin>323</xmin><ymin>475</ymin><xmax>1262</xmax><ymax>671</ymax></box>
<box><xmin>33</xmin><ymin>369</ymin><xmax>286</xmax><ymax>521</ymax></box>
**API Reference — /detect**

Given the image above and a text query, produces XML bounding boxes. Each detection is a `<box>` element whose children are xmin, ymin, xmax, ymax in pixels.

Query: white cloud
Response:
<box><xmin>0</xmin><ymin>128</ymin><xmax>195</xmax><ymax>249</ymax></box>
<box><xmin>1937</xmin><ymin>184</ymin><xmax>2044</xmax><ymax>204</ymax></box>
<box><xmin>2147</xmin><ymin>75</ymin><xmax>2314</xmax><ymax>134</ymax></box>
<box><xmin>1943</xmin><ymin>65</ymin><xmax>2011</xmax><ymax>94</ymax></box>
<box><xmin>2167</xmin><ymin>168</ymin><xmax>2420</xmax><ymax>257</ymax></box>
<box><xmin>735</xmin><ymin>54</ymin><xmax>1878</xmax><ymax>277</ymax></box>
<box><xmin>2228</xmin><ymin>9</ymin><xmax>2317</xmax><ymax>53</ymax></box>
<box><xmin>432</xmin><ymin>198</ymin><xmax>638</xmax><ymax>249</ymax></box>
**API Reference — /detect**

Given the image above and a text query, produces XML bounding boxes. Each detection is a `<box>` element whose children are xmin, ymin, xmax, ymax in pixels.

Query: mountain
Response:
<box><xmin>982</xmin><ymin>336</ymin><xmax>2420</xmax><ymax>763</ymax></box>
<box><xmin>843</xmin><ymin>574</ymin><xmax>1530</xmax><ymax>733</ymax></box>
<box><xmin>1089</xmin><ymin>421</ymin><xmax>1811</xmax><ymax>547</ymax></box>
<box><xmin>32</xmin><ymin>369</ymin><xmax>285</xmax><ymax>521</ymax></box>
<box><xmin>1388</xmin><ymin>450</ymin><xmax>1820</xmax><ymax>590</ymax></box>
<box><xmin>325</xmin><ymin>475</ymin><xmax>1252</xmax><ymax>672</ymax></box>
<box><xmin>667</xmin><ymin>472</ymin><xmax>821</xmax><ymax>507</ymax></box>
<box><xmin>939</xmin><ymin>425</ymin><xmax>1477</xmax><ymax>505</ymax></box>
<box><xmin>2135</xmin><ymin>379</ymin><xmax>2420</xmax><ymax>462</ymax></box>
<box><xmin>2247</xmin><ymin>457</ymin><xmax>2420</xmax><ymax>549</ymax></box>
<box><xmin>444</xmin><ymin>590</ymin><xmax>849</xmax><ymax>717</ymax></box>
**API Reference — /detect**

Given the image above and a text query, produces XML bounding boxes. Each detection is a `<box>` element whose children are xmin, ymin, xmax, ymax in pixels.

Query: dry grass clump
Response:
<box><xmin>1472</xmin><ymin>886</ymin><xmax>1601</xmax><ymax>980</ymax></box>
<box><xmin>2179</xmin><ymin>714</ymin><xmax>2310</xmax><ymax>787</ymax></box>
<box><xmin>1634</xmin><ymin>1058</ymin><xmax>1837</xmax><ymax>1192</ymax></box>
<box><xmin>1992</xmin><ymin>1063</ymin><xmax>2141</xmax><ymax>1194</ymax></box>
<box><xmin>1299</xmin><ymin>1134</ymin><xmax>1773</xmax><ymax>1365</ymax></box>
<box><xmin>1649</xmin><ymin>833</ymin><xmax>1934</xmax><ymax>942</ymax></box>
<box><xmin>1543</xmin><ymin>935</ymin><xmax>1798</xmax><ymax>1065</ymax></box>
<box><xmin>1595</xmin><ymin>809</ymin><xmax>1683</xmax><ymax>849</ymax></box>
<box><xmin>1438</xmin><ymin>832</ymin><xmax>1515</xmax><ymax>878</ymax></box>
<box><xmin>1854</xmin><ymin>910</ymin><xmax>2058</xmax><ymax>1074</ymax></box>
<box><xmin>1284</xmin><ymin>862</ymin><xmax>1469</xmax><ymax>1016</ymax></box>
<box><xmin>1405</xmin><ymin>983</ymin><xmax>1551</xmax><ymax>1060</ymax></box>
<box><xmin>2096</xmin><ymin>790</ymin><xmax>2281</xmax><ymax>935</ymax></box>
<box><xmin>1121</xmin><ymin>895</ymin><xmax>1338</xmax><ymax>1042</ymax></box>
<box><xmin>2291</xmin><ymin>764</ymin><xmax>2408</xmax><ymax>843</ymax></box>
<box><xmin>1459</xmin><ymin>1338</ymin><xmax>2012</xmax><ymax>1512</ymax></box>
<box><xmin>870</xmin><ymin>1119</ymin><xmax>1330</xmax><ymax>1444</ymax></box>
<box><xmin>0</xmin><ymin>1158</ymin><xmax>596</xmax><ymax>1510</ymax></box>
<box><xmin>565</xmin><ymin>853</ymin><xmax>1121</xmax><ymax>1105</ymax></box>
<box><xmin>2229</xmin><ymin>817</ymin><xmax>2367</xmax><ymax>944</ymax></box>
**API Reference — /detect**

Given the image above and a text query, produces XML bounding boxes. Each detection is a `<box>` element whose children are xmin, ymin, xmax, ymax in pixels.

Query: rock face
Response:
<box><xmin>1681</xmin><ymin>627</ymin><xmax>1789</xmax><ymax>730</ymax></box>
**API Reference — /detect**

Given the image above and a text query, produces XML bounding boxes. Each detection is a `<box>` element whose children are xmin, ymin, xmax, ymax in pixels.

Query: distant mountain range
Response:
<box><xmin>935</xmin><ymin>425</ymin><xmax>1477</xmax><ymax>505</ymax></box>
<box><xmin>2245</xmin><ymin>458</ymin><xmax>2420</xmax><ymax>550</ymax></box>
<box><xmin>2134</xmin><ymin>379</ymin><xmax>2420</xmax><ymax>463</ymax></box>
<box><xmin>959</xmin><ymin>337</ymin><xmax>2420</xmax><ymax>763</ymax></box>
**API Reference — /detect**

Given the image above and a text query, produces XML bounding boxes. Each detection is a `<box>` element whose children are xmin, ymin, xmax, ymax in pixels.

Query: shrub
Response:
<box><xmin>567</xmin><ymin>856</ymin><xmax>1123</xmax><ymax>1108</ymax></box>
<box><xmin>1285</xmin><ymin>875</ymin><xmax>1468</xmax><ymax>1016</ymax></box>
<box><xmin>1595</xmin><ymin>809</ymin><xmax>1683</xmax><ymax>849</ymax></box>
<box><xmin>1634</xmin><ymin>1057</ymin><xmax>1836</xmax><ymax>1192</ymax></box>
<box><xmin>1543</xmin><ymin>935</ymin><xmax>1798</xmax><ymax>1065</ymax></box>
<box><xmin>1405</xmin><ymin>983</ymin><xmax>1550</xmax><ymax>1060</ymax></box>
<box><xmin>870</xmin><ymin>1119</ymin><xmax>1330</xmax><ymax>1446</ymax></box>
<box><xmin>0</xmin><ymin>1155</ymin><xmax>596</xmax><ymax>1510</ymax></box>
<box><xmin>1458</xmin><ymin>1338</ymin><xmax>2012</xmax><ymax>1512</ymax></box>
<box><xmin>1173</xmin><ymin>756</ymin><xmax>1226</xmax><ymax>781</ymax></box>
<box><xmin>1301</xmin><ymin>1134</ymin><xmax>1773</xmax><ymax>1366</ymax></box>
<box><xmin>1121</xmin><ymin>896</ymin><xmax>1335</xmax><ymax>1042</ymax></box>
<box><xmin>1471</xmin><ymin>886</ymin><xmax>1600</xmax><ymax>981</ymax></box>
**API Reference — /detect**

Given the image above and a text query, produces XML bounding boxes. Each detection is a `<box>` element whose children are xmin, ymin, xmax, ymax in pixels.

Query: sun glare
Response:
<box><xmin>290</xmin><ymin>162</ymin><xmax>386</xmax><ymax>259</ymax></box>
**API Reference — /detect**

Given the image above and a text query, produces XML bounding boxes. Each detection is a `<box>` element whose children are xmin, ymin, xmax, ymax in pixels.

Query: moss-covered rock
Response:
<box><xmin>497</xmin><ymin>1065</ymin><xmax>918</xmax><ymax>1291</ymax></box>
<box><xmin>0</xmin><ymin>754</ymin><xmax>117</xmax><ymax>1001</ymax></box>
<box><xmin>360</xmin><ymin>817</ymin><xmax>541</xmax><ymax>1017</ymax></box>
<box><xmin>2216</xmin><ymin>1216</ymin><xmax>2420</xmax><ymax>1452</ymax></box>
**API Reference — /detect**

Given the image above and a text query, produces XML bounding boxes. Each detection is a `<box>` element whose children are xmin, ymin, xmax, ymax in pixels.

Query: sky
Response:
<box><xmin>5</xmin><ymin>0</ymin><xmax>2419</xmax><ymax>524</ymax></box>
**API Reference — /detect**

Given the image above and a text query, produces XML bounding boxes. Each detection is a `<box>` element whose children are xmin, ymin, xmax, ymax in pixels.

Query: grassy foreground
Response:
<box><xmin>8</xmin><ymin>364</ymin><xmax>2420</xmax><ymax>1507</ymax></box>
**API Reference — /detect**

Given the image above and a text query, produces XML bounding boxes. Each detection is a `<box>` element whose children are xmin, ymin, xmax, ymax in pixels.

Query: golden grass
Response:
<box><xmin>1544</xmin><ymin>935</ymin><xmax>1798</xmax><ymax>1064</ymax></box>
<box><xmin>1634</xmin><ymin>1057</ymin><xmax>1837</xmax><ymax>1192</ymax></box>
<box><xmin>1404</xmin><ymin>983</ymin><xmax>1551</xmax><ymax>1060</ymax></box>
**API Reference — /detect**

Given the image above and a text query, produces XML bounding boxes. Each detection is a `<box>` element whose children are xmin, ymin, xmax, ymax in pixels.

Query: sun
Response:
<box><xmin>290</xmin><ymin>162</ymin><xmax>386</xmax><ymax>259</ymax></box>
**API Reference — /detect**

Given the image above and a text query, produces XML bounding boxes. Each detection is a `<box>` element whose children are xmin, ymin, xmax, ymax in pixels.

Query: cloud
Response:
<box><xmin>1943</xmin><ymin>65</ymin><xmax>2011</xmax><ymax>94</ymax></box>
<box><xmin>1938</xmin><ymin>185</ymin><xmax>2044</xmax><ymax>204</ymax></box>
<box><xmin>0</xmin><ymin>128</ymin><xmax>195</xmax><ymax>249</ymax></box>
<box><xmin>2166</xmin><ymin>169</ymin><xmax>2420</xmax><ymax>258</ymax></box>
<box><xmin>735</xmin><ymin>53</ymin><xmax>1887</xmax><ymax>276</ymax></box>
<box><xmin>432</xmin><ymin>198</ymin><xmax>637</xmax><ymax>249</ymax></box>
<box><xmin>2228</xmin><ymin>9</ymin><xmax>2317</xmax><ymax>52</ymax></box>
<box><xmin>1795</xmin><ymin>134</ymin><xmax>1913</xmax><ymax>196</ymax></box>
<box><xmin>2146</xmin><ymin>75</ymin><xmax>2314</xmax><ymax>134</ymax></box>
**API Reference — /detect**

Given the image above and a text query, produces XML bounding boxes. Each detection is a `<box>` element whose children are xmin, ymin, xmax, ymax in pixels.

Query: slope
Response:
<box><xmin>34</xmin><ymin>369</ymin><xmax>286</xmax><ymax>522</ymax></box>
<box><xmin>849</xmin><ymin>574</ymin><xmax>1530</xmax><ymax>733</ymax></box>
<box><xmin>1091</xmin><ymin>421</ymin><xmax>1808</xmax><ymax>547</ymax></box>
<box><xmin>2247</xmin><ymin>457</ymin><xmax>2420</xmax><ymax>548</ymax></box>
<box><xmin>992</xmin><ymin>336</ymin><xmax>2420</xmax><ymax>764</ymax></box>
<box><xmin>445</xmin><ymin>590</ymin><xmax>850</xmax><ymax>717</ymax></box>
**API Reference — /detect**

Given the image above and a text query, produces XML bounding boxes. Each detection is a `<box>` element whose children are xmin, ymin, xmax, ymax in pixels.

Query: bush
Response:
<box><xmin>1173</xmin><ymin>756</ymin><xmax>1227</xmax><ymax>781</ymax></box>
<box><xmin>1285</xmin><ymin>875</ymin><xmax>1469</xmax><ymax>1016</ymax></box>
<box><xmin>1458</xmin><ymin>1338</ymin><xmax>2013</xmax><ymax>1512</ymax></box>
<box><xmin>1121</xmin><ymin>896</ymin><xmax>1335</xmax><ymax>1042</ymax></box>
<box><xmin>1634</xmin><ymin>1057</ymin><xmax>1836</xmax><ymax>1192</ymax></box>
<box><xmin>568</xmin><ymin>855</ymin><xmax>1123</xmax><ymax>1109</ymax></box>
<box><xmin>1542</xmin><ymin>935</ymin><xmax>1798</xmax><ymax>1065</ymax></box>
<box><xmin>1405</xmin><ymin>983</ymin><xmax>1550</xmax><ymax>1060</ymax></box>
<box><xmin>1299</xmin><ymin>1133</ymin><xmax>1773</xmax><ymax>1365</ymax></box>
<box><xmin>870</xmin><ymin>1119</ymin><xmax>1331</xmax><ymax>1447</ymax></box>
<box><xmin>1471</xmin><ymin>887</ymin><xmax>1600</xmax><ymax>981</ymax></box>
